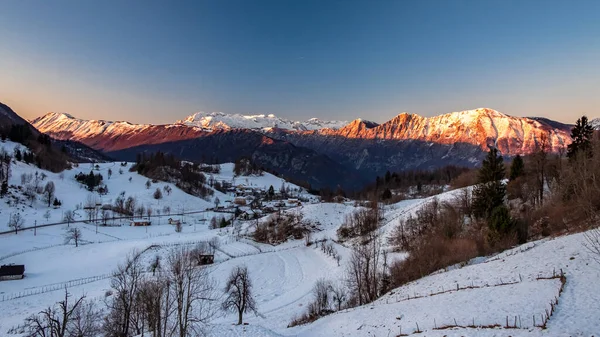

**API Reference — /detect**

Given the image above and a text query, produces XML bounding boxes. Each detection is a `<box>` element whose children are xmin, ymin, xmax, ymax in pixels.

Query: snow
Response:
<box><xmin>176</xmin><ymin>111</ymin><xmax>348</xmax><ymax>131</ymax></box>
<box><xmin>291</xmin><ymin>230</ymin><xmax>599</xmax><ymax>337</ymax></box>
<box><xmin>0</xmin><ymin>149</ymin><xmax>598</xmax><ymax>336</ymax></box>
<box><xmin>31</xmin><ymin>111</ymin><xmax>349</xmax><ymax>139</ymax></box>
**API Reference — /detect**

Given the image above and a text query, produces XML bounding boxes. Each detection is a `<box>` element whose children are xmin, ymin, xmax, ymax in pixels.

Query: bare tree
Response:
<box><xmin>68</xmin><ymin>299</ymin><xmax>103</xmax><ymax>337</ymax></box>
<box><xmin>345</xmin><ymin>231</ymin><xmax>382</xmax><ymax>306</ymax></box>
<box><xmin>103</xmin><ymin>250</ymin><xmax>144</xmax><ymax>337</ymax></box>
<box><xmin>8</xmin><ymin>212</ymin><xmax>24</xmax><ymax>234</ymax></box>
<box><xmin>43</xmin><ymin>181</ymin><xmax>56</xmax><ymax>207</ymax></box>
<box><xmin>64</xmin><ymin>210</ymin><xmax>75</xmax><ymax>227</ymax></box>
<box><xmin>584</xmin><ymin>228</ymin><xmax>600</xmax><ymax>265</ymax></box>
<box><xmin>222</xmin><ymin>265</ymin><xmax>258</xmax><ymax>325</ymax></box>
<box><xmin>43</xmin><ymin>210</ymin><xmax>51</xmax><ymax>223</ymax></box>
<box><xmin>330</xmin><ymin>282</ymin><xmax>347</xmax><ymax>311</ymax></box>
<box><xmin>101</xmin><ymin>209</ymin><xmax>110</xmax><ymax>225</ymax></box>
<box><xmin>25</xmin><ymin>184</ymin><xmax>36</xmax><ymax>206</ymax></box>
<box><xmin>146</xmin><ymin>207</ymin><xmax>153</xmax><ymax>219</ymax></box>
<box><xmin>23</xmin><ymin>289</ymin><xmax>87</xmax><ymax>337</ymax></box>
<box><xmin>125</xmin><ymin>196</ymin><xmax>137</xmax><ymax>218</ymax></box>
<box><xmin>165</xmin><ymin>247</ymin><xmax>218</xmax><ymax>336</ymax></box>
<box><xmin>84</xmin><ymin>194</ymin><xmax>99</xmax><ymax>222</ymax></box>
<box><xmin>149</xmin><ymin>255</ymin><xmax>161</xmax><ymax>276</ymax></box>
<box><xmin>65</xmin><ymin>227</ymin><xmax>83</xmax><ymax>247</ymax></box>
<box><xmin>312</xmin><ymin>278</ymin><xmax>332</xmax><ymax>316</ymax></box>
<box><xmin>136</xmin><ymin>205</ymin><xmax>145</xmax><ymax>219</ymax></box>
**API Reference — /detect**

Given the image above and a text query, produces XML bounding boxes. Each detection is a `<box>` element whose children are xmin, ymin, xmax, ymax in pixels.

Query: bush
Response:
<box><xmin>153</xmin><ymin>188</ymin><xmax>163</xmax><ymax>200</ymax></box>
<box><xmin>390</xmin><ymin>232</ymin><xmax>481</xmax><ymax>287</ymax></box>
<box><xmin>337</xmin><ymin>208</ymin><xmax>379</xmax><ymax>240</ymax></box>
<box><xmin>253</xmin><ymin>213</ymin><xmax>309</xmax><ymax>244</ymax></box>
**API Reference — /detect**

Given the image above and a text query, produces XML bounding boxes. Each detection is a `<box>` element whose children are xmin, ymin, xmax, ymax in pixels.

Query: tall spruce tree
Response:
<box><xmin>473</xmin><ymin>148</ymin><xmax>506</xmax><ymax>220</ymax></box>
<box><xmin>509</xmin><ymin>155</ymin><xmax>525</xmax><ymax>181</ymax></box>
<box><xmin>567</xmin><ymin>116</ymin><xmax>594</xmax><ymax>160</ymax></box>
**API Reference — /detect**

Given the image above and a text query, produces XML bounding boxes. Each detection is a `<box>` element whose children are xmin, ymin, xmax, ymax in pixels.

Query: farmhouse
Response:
<box><xmin>130</xmin><ymin>220</ymin><xmax>151</xmax><ymax>226</ymax></box>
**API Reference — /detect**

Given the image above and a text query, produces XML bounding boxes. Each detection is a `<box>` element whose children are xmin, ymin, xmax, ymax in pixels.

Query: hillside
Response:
<box><xmin>0</xmin><ymin>167</ymin><xmax>598</xmax><ymax>336</ymax></box>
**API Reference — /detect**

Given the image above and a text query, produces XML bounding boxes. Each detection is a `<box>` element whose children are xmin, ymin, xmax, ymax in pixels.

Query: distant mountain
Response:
<box><xmin>108</xmin><ymin>129</ymin><xmax>366</xmax><ymax>190</ymax></box>
<box><xmin>32</xmin><ymin>112</ymin><xmax>207</xmax><ymax>152</ymax></box>
<box><xmin>591</xmin><ymin>118</ymin><xmax>600</xmax><ymax>130</ymax></box>
<box><xmin>265</xmin><ymin>108</ymin><xmax>572</xmax><ymax>176</ymax></box>
<box><xmin>31</xmin><ymin>107</ymin><xmax>574</xmax><ymax>186</ymax></box>
<box><xmin>0</xmin><ymin>102</ymin><xmax>108</xmax><ymax>166</ymax></box>
<box><xmin>311</xmin><ymin>108</ymin><xmax>571</xmax><ymax>154</ymax></box>
<box><xmin>176</xmin><ymin>111</ymin><xmax>348</xmax><ymax>131</ymax></box>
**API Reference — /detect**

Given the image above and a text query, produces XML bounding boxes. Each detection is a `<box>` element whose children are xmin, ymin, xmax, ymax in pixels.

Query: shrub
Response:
<box><xmin>253</xmin><ymin>213</ymin><xmax>309</xmax><ymax>244</ymax></box>
<box><xmin>337</xmin><ymin>208</ymin><xmax>379</xmax><ymax>240</ymax></box>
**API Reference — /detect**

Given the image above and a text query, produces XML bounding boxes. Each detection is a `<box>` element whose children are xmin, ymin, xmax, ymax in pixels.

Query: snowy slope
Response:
<box><xmin>1</xmin><ymin>155</ymin><xmax>598</xmax><ymax>336</ymax></box>
<box><xmin>176</xmin><ymin>111</ymin><xmax>348</xmax><ymax>131</ymax></box>
<box><xmin>288</xmin><ymin>230</ymin><xmax>599</xmax><ymax>337</ymax></box>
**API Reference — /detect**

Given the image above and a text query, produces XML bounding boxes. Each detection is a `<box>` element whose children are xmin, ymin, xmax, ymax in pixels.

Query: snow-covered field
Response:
<box><xmin>0</xmin><ymin>143</ymin><xmax>599</xmax><ymax>336</ymax></box>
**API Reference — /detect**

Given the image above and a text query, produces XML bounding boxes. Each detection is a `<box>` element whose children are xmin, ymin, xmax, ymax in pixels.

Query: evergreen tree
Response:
<box><xmin>0</xmin><ymin>181</ymin><xmax>7</xmax><ymax>197</ymax></box>
<box><xmin>488</xmin><ymin>204</ymin><xmax>514</xmax><ymax>233</ymax></box>
<box><xmin>472</xmin><ymin>148</ymin><xmax>506</xmax><ymax>220</ymax></box>
<box><xmin>267</xmin><ymin>185</ymin><xmax>275</xmax><ymax>200</ymax></box>
<box><xmin>567</xmin><ymin>115</ymin><xmax>594</xmax><ymax>160</ymax></box>
<box><xmin>509</xmin><ymin>155</ymin><xmax>525</xmax><ymax>181</ymax></box>
<box><xmin>382</xmin><ymin>188</ymin><xmax>392</xmax><ymax>200</ymax></box>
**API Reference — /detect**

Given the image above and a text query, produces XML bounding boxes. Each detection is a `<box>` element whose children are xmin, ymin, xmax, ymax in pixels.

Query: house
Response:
<box><xmin>130</xmin><ymin>220</ymin><xmax>151</xmax><ymax>226</ymax></box>
<box><xmin>286</xmin><ymin>198</ymin><xmax>301</xmax><ymax>207</ymax></box>
<box><xmin>168</xmin><ymin>218</ymin><xmax>181</xmax><ymax>225</ymax></box>
<box><xmin>0</xmin><ymin>264</ymin><xmax>25</xmax><ymax>280</ymax></box>
<box><xmin>234</xmin><ymin>197</ymin><xmax>247</xmax><ymax>206</ymax></box>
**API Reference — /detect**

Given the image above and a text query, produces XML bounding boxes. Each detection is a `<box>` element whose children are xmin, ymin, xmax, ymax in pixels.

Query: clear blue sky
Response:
<box><xmin>1</xmin><ymin>0</ymin><xmax>599</xmax><ymax>124</ymax></box>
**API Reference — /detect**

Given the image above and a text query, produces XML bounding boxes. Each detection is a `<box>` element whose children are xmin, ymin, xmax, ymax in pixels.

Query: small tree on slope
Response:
<box><xmin>222</xmin><ymin>265</ymin><xmax>258</xmax><ymax>325</ymax></box>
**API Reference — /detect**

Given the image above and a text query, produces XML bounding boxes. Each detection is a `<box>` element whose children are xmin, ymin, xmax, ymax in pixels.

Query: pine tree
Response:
<box><xmin>382</xmin><ymin>188</ymin><xmax>392</xmax><ymax>200</ymax></box>
<box><xmin>509</xmin><ymin>155</ymin><xmax>525</xmax><ymax>181</ymax></box>
<box><xmin>472</xmin><ymin>148</ymin><xmax>506</xmax><ymax>220</ymax></box>
<box><xmin>567</xmin><ymin>115</ymin><xmax>594</xmax><ymax>160</ymax></box>
<box><xmin>267</xmin><ymin>185</ymin><xmax>275</xmax><ymax>200</ymax></box>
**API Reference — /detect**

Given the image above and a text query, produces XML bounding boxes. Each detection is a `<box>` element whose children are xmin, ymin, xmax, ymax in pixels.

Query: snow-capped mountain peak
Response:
<box><xmin>176</xmin><ymin>111</ymin><xmax>348</xmax><ymax>131</ymax></box>
<box><xmin>591</xmin><ymin>117</ymin><xmax>600</xmax><ymax>130</ymax></box>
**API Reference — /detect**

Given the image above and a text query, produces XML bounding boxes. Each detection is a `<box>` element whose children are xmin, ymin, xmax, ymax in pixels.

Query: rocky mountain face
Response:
<box><xmin>311</xmin><ymin>109</ymin><xmax>572</xmax><ymax>154</ymax></box>
<box><xmin>265</xmin><ymin>108</ymin><xmax>573</xmax><ymax>176</ymax></box>
<box><xmin>31</xmin><ymin>108</ymin><xmax>575</xmax><ymax>187</ymax></box>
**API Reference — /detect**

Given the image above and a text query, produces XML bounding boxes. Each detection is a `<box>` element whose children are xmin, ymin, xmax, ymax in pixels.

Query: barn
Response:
<box><xmin>0</xmin><ymin>264</ymin><xmax>25</xmax><ymax>280</ymax></box>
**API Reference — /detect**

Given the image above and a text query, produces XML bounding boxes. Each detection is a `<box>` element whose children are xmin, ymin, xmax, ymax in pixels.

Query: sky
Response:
<box><xmin>1</xmin><ymin>0</ymin><xmax>599</xmax><ymax>125</ymax></box>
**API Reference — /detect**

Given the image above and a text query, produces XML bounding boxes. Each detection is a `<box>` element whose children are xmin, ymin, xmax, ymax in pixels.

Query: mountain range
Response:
<box><xmin>30</xmin><ymin>108</ymin><xmax>578</xmax><ymax>190</ymax></box>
